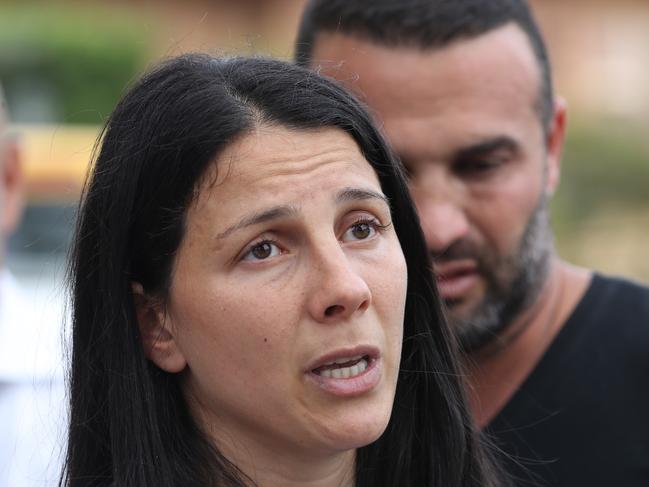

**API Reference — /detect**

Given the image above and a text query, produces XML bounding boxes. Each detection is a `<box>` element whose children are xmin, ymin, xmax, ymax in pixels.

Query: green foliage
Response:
<box><xmin>552</xmin><ymin>119</ymin><xmax>649</xmax><ymax>233</ymax></box>
<box><xmin>0</xmin><ymin>3</ymin><xmax>150</xmax><ymax>123</ymax></box>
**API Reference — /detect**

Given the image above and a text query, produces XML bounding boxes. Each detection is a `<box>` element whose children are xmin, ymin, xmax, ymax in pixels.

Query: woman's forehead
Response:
<box><xmin>196</xmin><ymin>125</ymin><xmax>381</xmax><ymax>201</ymax></box>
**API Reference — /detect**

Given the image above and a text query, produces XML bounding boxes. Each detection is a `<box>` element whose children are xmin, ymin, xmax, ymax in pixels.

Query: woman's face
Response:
<box><xmin>154</xmin><ymin>126</ymin><xmax>407</xmax><ymax>462</ymax></box>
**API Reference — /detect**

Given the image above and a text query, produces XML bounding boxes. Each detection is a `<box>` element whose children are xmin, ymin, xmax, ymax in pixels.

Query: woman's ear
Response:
<box><xmin>132</xmin><ymin>282</ymin><xmax>187</xmax><ymax>373</ymax></box>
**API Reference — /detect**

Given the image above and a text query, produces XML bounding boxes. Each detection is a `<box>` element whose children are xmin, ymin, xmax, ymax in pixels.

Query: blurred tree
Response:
<box><xmin>0</xmin><ymin>3</ymin><xmax>150</xmax><ymax>124</ymax></box>
<box><xmin>553</xmin><ymin>119</ymin><xmax>649</xmax><ymax>230</ymax></box>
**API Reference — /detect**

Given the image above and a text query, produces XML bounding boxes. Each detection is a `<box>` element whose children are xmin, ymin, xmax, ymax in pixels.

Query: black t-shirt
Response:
<box><xmin>486</xmin><ymin>274</ymin><xmax>649</xmax><ymax>487</ymax></box>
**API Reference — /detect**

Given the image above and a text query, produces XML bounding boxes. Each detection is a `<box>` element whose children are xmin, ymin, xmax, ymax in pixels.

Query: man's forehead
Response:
<box><xmin>313</xmin><ymin>25</ymin><xmax>542</xmax><ymax>143</ymax></box>
<box><xmin>312</xmin><ymin>23</ymin><xmax>541</xmax><ymax>112</ymax></box>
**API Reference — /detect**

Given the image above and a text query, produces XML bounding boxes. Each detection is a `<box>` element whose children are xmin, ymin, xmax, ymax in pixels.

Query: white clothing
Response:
<box><xmin>0</xmin><ymin>270</ymin><xmax>66</xmax><ymax>486</ymax></box>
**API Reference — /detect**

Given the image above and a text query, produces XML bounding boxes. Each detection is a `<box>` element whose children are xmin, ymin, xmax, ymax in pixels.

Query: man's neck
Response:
<box><xmin>465</xmin><ymin>257</ymin><xmax>592</xmax><ymax>428</ymax></box>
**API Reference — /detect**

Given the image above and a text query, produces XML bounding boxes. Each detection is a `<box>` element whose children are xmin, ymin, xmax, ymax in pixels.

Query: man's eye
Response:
<box><xmin>456</xmin><ymin>158</ymin><xmax>502</xmax><ymax>175</ymax></box>
<box><xmin>242</xmin><ymin>241</ymin><xmax>281</xmax><ymax>261</ymax></box>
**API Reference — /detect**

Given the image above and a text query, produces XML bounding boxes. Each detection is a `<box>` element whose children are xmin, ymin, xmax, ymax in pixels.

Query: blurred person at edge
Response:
<box><xmin>296</xmin><ymin>1</ymin><xmax>649</xmax><ymax>486</ymax></box>
<box><xmin>0</xmin><ymin>85</ymin><xmax>65</xmax><ymax>486</ymax></box>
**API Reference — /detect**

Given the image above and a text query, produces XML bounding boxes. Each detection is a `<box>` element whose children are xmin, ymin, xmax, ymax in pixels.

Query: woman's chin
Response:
<box><xmin>314</xmin><ymin>406</ymin><xmax>393</xmax><ymax>453</ymax></box>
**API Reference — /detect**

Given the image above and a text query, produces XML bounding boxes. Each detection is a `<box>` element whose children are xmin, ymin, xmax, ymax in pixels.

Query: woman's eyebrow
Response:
<box><xmin>216</xmin><ymin>205</ymin><xmax>299</xmax><ymax>240</ymax></box>
<box><xmin>216</xmin><ymin>188</ymin><xmax>388</xmax><ymax>241</ymax></box>
<box><xmin>336</xmin><ymin>187</ymin><xmax>390</xmax><ymax>208</ymax></box>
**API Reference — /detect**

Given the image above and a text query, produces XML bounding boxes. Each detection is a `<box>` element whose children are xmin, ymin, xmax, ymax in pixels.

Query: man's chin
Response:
<box><xmin>444</xmin><ymin>296</ymin><xmax>506</xmax><ymax>352</ymax></box>
<box><xmin>440</xmin><ymin>276</ymin><xmax>486</xmax><ymax>322</ymax></box>
<box><xmin>444</xmin><ymin>299</ymin><xmax>475</xmax><ymax>329</ymax></box>
<box><xmin>434</xmin><ymin>262</ymin><xmax>481</xmax><ymax>302</ymax></box>
<box><xmin>444</xmin><ymin>297</ymin><xmax>480</xmax><ymax>327</ymax></box>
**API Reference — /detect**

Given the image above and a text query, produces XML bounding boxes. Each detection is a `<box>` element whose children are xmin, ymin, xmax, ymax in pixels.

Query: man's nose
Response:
<box><xmin>415</xmin><ymin>196</ymin><xmax>470</xmax><ymax>256</ymax></box>
<box><xmin>307</xmin><ymin>245</ymin><xmax>372</xmax><ymax>323</ymax></box>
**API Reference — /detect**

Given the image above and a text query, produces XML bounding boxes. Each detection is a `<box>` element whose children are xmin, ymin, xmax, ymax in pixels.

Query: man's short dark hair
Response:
<box><xmin>295</xmin><ymin>0</ymin><xmax>554</xmax><ymax>133</ymax></box>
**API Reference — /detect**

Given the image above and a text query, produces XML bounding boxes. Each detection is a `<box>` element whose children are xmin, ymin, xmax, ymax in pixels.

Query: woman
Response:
<box><xmin>63</xmin><ymin>54</ymin><xmax>500</xmax><ymax>486</ymax></box>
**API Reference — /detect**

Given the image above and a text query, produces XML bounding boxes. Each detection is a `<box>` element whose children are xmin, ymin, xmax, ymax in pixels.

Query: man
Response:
<box><xmin>295</xmin><ymin>1</ymin><xmax>649</xmax><ymax>485</ymax></box>
<box><xmin>0</xmin><ymin>85</ymin><xmax>64</xmax><ymax>486</ymax></box>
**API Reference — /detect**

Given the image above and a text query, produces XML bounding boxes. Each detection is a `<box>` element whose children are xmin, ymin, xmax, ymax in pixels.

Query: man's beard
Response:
<box><xmin>438</xmin><ymin>194</ymin><xmax>554</xmax><ymax>352</ymax></box>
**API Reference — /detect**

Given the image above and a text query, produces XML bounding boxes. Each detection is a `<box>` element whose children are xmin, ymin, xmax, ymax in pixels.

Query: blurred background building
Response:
<box><xmin>1</xmin><ymin>0</ymin><xmax>647</xmax><ymax>307</ymax></box>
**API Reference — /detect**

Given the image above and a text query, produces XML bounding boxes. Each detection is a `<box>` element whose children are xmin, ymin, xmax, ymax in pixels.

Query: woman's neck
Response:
<box><xmin>219</xmin><ymin>436</ymin><xmax>355</xmax><ymax>487</ymax></box>
<box><xmin>239</xmin><ymin>453</ymin><xmax>354</xmax><ymax>487</ymax></box>
<box><xmin>197</xmin><ymin>416</ymin><xmax>356</xmax><ymax>487</ymax></box>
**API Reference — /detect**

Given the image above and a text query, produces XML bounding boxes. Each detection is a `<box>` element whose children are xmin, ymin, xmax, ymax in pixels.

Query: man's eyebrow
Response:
<box><xmin>216</xmin><ymin>206</ymin><xmax>299</xmax><ymax>240</ymax></box>
<box><xmin>336</xmin><ymin>187</ymin><xmax>390</xmax><ymax>208</ymax></box>
<box><xmin>454</xmin><ymin>136</ymin><xmax>520</xmax><ymax>160</ymax></box>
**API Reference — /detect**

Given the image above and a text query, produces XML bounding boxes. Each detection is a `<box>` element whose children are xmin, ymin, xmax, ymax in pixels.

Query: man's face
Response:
<box><xmin>310</xmin><ymin>24</ymin><xmax>563</xmax><ymax>350</ymax></box>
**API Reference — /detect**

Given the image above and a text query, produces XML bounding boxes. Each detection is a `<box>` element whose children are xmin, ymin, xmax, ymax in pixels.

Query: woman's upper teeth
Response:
<box><xmin>319</xmin><ymin>359</ymin><xmax>368</xmax><ymax>379</ymax></box>
<box><xmin>322</xmin><ymin>354</ymin><xmax>365</xmax><ymax>367</ymax></box>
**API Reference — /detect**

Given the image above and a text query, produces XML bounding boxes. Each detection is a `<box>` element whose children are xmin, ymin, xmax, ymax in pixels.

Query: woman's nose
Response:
<box><xmin>307</xmin><ymin>245</ymin><xmax>372</xmax><ymax>323</ymax></box>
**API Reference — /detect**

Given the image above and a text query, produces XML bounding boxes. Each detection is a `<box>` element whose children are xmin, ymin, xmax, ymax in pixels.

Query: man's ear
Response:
<box><xmin>132</xmin><ymin>282</ymin><xmax>187</xmax><ymax>373</ymax></box>
<box><xmin>545</xmin><ymin>97</ymin><xmax>567</xmax><ymax>196</ymax></box>
<box><xmin>1</xmin><ymin>135</ymin><xmax>24</xmax><ymax>237</ymax></box>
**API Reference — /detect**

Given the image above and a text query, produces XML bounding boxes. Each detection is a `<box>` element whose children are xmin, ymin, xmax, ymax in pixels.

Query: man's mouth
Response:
<box><xmin>434</xmin><ymin>260</ymin><xmax>480</xmax><ymax>301</ymax></box>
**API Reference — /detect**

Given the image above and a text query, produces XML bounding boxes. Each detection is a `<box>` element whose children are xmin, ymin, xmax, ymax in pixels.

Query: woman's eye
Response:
<box><xmin>343</xmin><ymin>221</ymin><xmax>377</xmax><ymax>242</ymax></box>
<box><xmin>242</xmin><ymin>241</ymin><xmax>281</xmax><ymax>261</ymax></box>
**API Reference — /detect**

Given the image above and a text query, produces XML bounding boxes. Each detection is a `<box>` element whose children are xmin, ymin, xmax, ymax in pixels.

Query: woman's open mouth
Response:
<box><xmin>311</xmin><ymin>354</ymin><xmax>370</xmax><ymax>379</ymax></box>
<box><xmin>307</xmin><ymin>348</ymin><xmax>381</xmax><ymax>397</ymax></box>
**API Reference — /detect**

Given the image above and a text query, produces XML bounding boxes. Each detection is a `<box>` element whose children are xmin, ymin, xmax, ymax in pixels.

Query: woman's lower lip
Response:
<box><xmin>306</xmin><ymin>358</ymin><xmax>381</xmax><ymax>397</ymax></box>
<box><xmin>436</xmin><ymin>271</ymin><xmax>479</xmax><ymax>300</ymax></box>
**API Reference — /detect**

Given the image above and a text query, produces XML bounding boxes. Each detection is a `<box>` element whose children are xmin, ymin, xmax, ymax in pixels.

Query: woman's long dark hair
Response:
<box><xmin>63</xmin><ymin>54</ymin><xmax>499</xmax><ymax>486</ymax></box>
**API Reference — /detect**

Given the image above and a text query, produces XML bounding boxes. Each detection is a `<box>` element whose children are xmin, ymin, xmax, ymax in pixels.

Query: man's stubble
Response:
<box><xmin>440</xmin><ymin>192</ymin><xmax>553</xmax><ymax>352</ymax></box>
